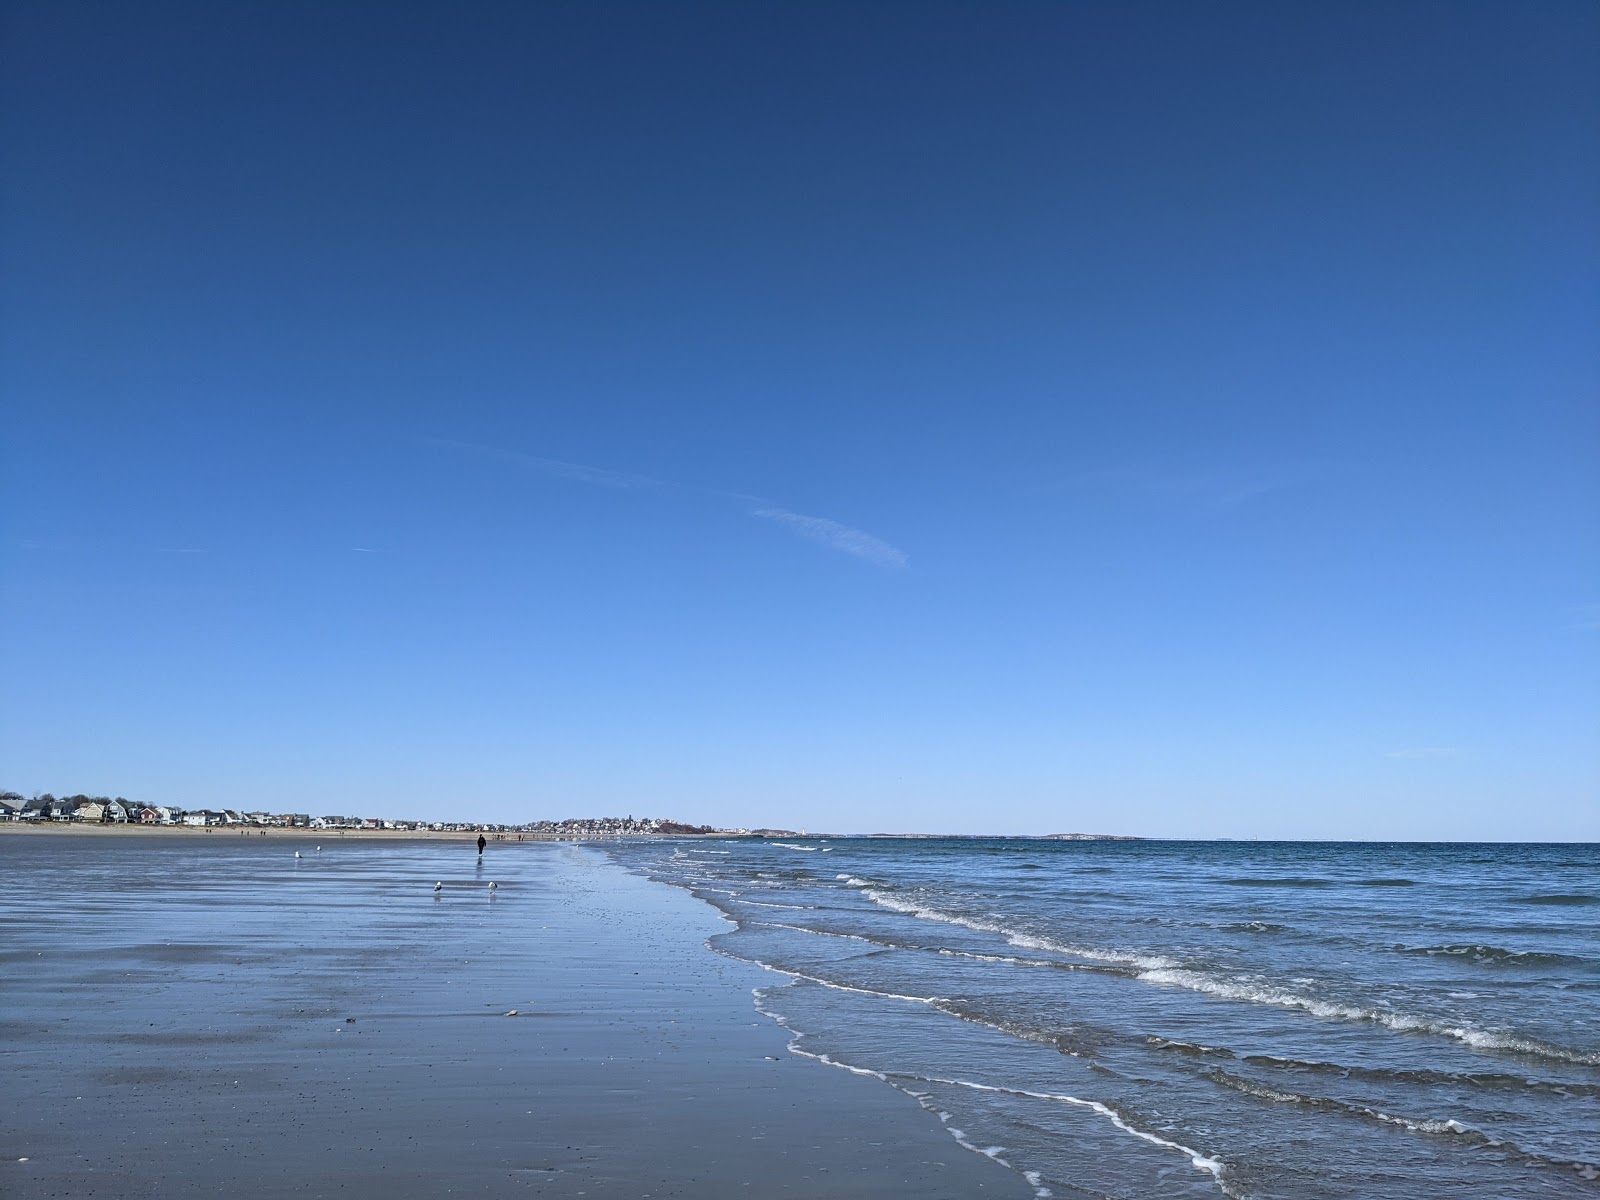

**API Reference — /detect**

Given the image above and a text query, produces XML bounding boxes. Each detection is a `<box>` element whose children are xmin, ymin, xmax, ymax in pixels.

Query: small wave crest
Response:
<box><xmin>740</xmin><ymin>916</ymin><xmax>1130</xmax><ymax>976</ymax></box>
<box><xmin>849</xmin><ymin>879</ymin><xmax>1172</xmax><ymax>973</ymax></box>
<box><xmin>1147</xmin><ymin>1037</ymin><xmax>1237</xmax><ymax>1059</ymax></box>
<box><xmin>1236</xmin><ymin>1053</ymin><xmax>1600</xmax><ymax>1097</ymax></box>
<box><xmin>1397</xmin><ymin>943</ymin><xmax>1586</xmax><ymax>967</ymax></box>
<box><xmin>1138</xmin><ymin>967</ymin><xmax>1600</xmax><ymax>1066</ymax></box>
<box><xmin>1207</xmin><ymin>1070</ymin><xmax>1599</xmax><ymax>1176</ymax></box>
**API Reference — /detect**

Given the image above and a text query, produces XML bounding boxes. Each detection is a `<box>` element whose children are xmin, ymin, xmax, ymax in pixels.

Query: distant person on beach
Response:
<box><xmin>477</xmin><ymin>834</ymin><xmax>486</xmax><ymax>856</ymax></box>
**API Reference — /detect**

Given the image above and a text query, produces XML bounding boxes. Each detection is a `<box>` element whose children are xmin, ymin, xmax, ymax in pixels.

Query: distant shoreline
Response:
<box><xmin>0</xmin><ymin>824</ymin><xmax>1148</xmax><ymax>842</ymax></box>
<box><xmin>0</xmin><ymin>824</ymin><xmax>1154</xmax><ymax>843</ymax></box>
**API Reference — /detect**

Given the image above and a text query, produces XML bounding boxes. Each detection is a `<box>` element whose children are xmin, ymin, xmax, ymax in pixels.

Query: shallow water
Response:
<box><xmin>611</xmin><ymin>838</ymin><xmax>1600</xmax><ymax>1199</ymax></box>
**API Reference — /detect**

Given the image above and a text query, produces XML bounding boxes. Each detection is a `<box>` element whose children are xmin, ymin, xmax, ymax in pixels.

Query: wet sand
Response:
<box><xmin>0</xmin><ymin>834</ymin><xmax>1028</xmax><ymax>1198</ymax></box>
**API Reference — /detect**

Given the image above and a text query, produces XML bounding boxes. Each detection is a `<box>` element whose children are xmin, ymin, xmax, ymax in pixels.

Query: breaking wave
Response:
<box><xmin>846</xmin><ymin>876</ymin><xmax>1600</xmax><ymax>1067</ymax></box>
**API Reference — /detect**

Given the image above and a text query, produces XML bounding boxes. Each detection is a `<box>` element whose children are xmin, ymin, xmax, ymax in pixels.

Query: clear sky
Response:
<box><xmin>3</xmin><ymin>1</ymin><xmax>1596</xmax><ymax>838</ymax></box>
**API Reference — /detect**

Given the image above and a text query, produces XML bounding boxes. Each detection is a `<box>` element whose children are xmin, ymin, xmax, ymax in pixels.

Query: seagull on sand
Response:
<box><xmin>488</xmin><ymin>881</ymin><xmax>498</xmax><ymax>893</ymax></box>
<box><xmin>434</xmin><ymin>881</ymin><xmax>443</xmax><ymax>893</ymax></box>
<box><xmin>294</xmin><ymin>850</ymin><xmax>301</xmax><ymax>859</ymax></box>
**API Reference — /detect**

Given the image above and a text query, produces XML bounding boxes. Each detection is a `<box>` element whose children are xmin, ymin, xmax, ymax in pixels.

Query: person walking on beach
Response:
<box><xmin>477</xmin><ymin>834</ymin><xmax>486</xmax><ymax>856</ymax></box>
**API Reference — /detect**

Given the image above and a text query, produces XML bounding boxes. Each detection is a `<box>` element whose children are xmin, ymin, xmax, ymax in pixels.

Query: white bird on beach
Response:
<box><xmin>294</xmin><ymin>851</ymin><xmax>301</xmax><ymax>859</ymax></box>
<box><xmin>434</xmin><ymin>881</ymin><xmax>443</xmax><ymax>892</ymax></box>
<box><xmin>488</xmin><ymin>881</ymin><xmax>498</xmax><ymax>893</ymax></box>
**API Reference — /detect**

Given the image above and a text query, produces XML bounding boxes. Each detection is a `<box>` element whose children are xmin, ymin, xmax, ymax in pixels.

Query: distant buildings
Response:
<box><xmin>0</xmin><ymin>790</ymin><xmax>723</xmax><ymax>839</ymax></box>
<box><xmin>522</xmin><ymin>815</ymin><xmax>716</xmax><ymax>839</ymax></box>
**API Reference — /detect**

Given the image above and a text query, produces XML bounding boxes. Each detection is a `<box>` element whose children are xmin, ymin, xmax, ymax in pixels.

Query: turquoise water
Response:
<box><xmin>612</xmin><ymin>838</ymin><xmax>1600</xmax><ymax>1199</ymax></box>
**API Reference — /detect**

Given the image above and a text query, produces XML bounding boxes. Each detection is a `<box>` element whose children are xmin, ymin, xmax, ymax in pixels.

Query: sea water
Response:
<box><xmin>610</xmin><ymin>838</ymin><xmax>1600</xmax><ymax>1199</ymax></box>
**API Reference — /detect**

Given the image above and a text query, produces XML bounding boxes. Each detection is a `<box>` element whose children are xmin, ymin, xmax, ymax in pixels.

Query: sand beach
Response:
<box><xmin>0</xmin><ymin>833</ymin><xmax>1026</xmax><ymax>1199</ymax></box>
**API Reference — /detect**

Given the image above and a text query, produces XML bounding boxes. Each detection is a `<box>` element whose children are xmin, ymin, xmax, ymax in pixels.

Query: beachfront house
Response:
<box><xmin>0</xmin><ymin>802</ymin><xmax>17</xmax><ymax>821</ymax></box>
<box><xmin>74</xmin><ymin>801</ymin><xmax>106</xmax><ymax>822</ymax></box>
<box><xmin>105</xmin><ymin>800</ymin><xmax>131</xmax><ymax>823</ymax></box>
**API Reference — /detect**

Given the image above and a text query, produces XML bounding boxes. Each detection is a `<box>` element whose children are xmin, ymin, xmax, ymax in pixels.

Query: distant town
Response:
<box><xmin>0</xmin><ymin>791</ymin><xmax>1139</xmax><ymax>841</ymax></box>
<box><xmin>0</xmin><ymin>792</ymin><xmax>726</xmax><ymax>837</ymax></box>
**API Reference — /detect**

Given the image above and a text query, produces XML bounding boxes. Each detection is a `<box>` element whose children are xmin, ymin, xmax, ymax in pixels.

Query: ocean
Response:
<box><xmin>610</xmin><ymin>837</ymin><xmax>1600</xmax><ymax>1199</ymax></box>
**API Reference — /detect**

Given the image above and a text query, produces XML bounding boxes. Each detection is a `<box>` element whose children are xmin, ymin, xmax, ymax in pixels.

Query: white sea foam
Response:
<box><xmin>735</xmin><ymin>954</ymin><xmax>947</xmax><ymax>1006</ymax></box>
<box><xmin>852</xmin><ymin>881</ymin><xmax>1174</xmax><ymax>972</ymax></box>
<box><xmin>904</xmin><ymin>1101</ymin><xmax>1023</xmax><ymax>1178</ymax></box>
<box><xmin>752</xmin><ymin>921</ymin><xmax>881</xmax><ymax>945</ymax></box>
<box><xmin>768</xmin><ymin>842</ymin><xmax>819</xmax><ymax>851</ymax></box>
<box><xmin>787</xmin><ymin>1045</ymin><xmax>888</xmax><ymax>1080</ymax></box>
<box><xmin>1139</xmin><ymin>968</ymin><xmax>1600</xmax><ymax>1065</ymax></box>
<box><xmin>909</xmin><ymin>1074</ymin><xmax>1226</xmax><ymax>1186</ymax></box>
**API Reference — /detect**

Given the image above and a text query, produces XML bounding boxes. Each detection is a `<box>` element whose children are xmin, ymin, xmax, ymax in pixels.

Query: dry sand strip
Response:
<box><xmin>0</xmin><ymin>822</ymin><xmax>580</xmax><ymax>841</ymax></box>
<box><xmin>1</xmin><ymin>835</ymin><xmax>1030</xmax><ymax>1199</ymax></box>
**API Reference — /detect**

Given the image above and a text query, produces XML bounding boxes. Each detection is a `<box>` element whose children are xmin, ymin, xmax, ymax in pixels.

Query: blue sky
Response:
<box><xmin>3</xmin><ymin>1</ymin><xmax>1595</xmax><ymax>837</ymax></box>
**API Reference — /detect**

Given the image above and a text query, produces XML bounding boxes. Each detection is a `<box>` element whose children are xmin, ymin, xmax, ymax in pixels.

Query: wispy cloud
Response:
<box><xmin>1048</xmin><ymin>463</ymin><xmax>1312</xmax><ymax>513</ymax></box>
<box><xmin>351</xmin><ymin>547</ymin><xmax>381</xmax><ymax>554</ymax></box>
<box><xmin>1385</xmin><ymin>747</ymin><xmax>1460</xmax><ymax>760</ymax></box>
<box><xmin>428</xmin><ymin>438</ymin><xmax>908</xmax><ymax>568</ymax></box>
<box><xmin>751</xmin><ymin>508</ymin><xmax>909</xmax><ymax>569</ymax></box>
